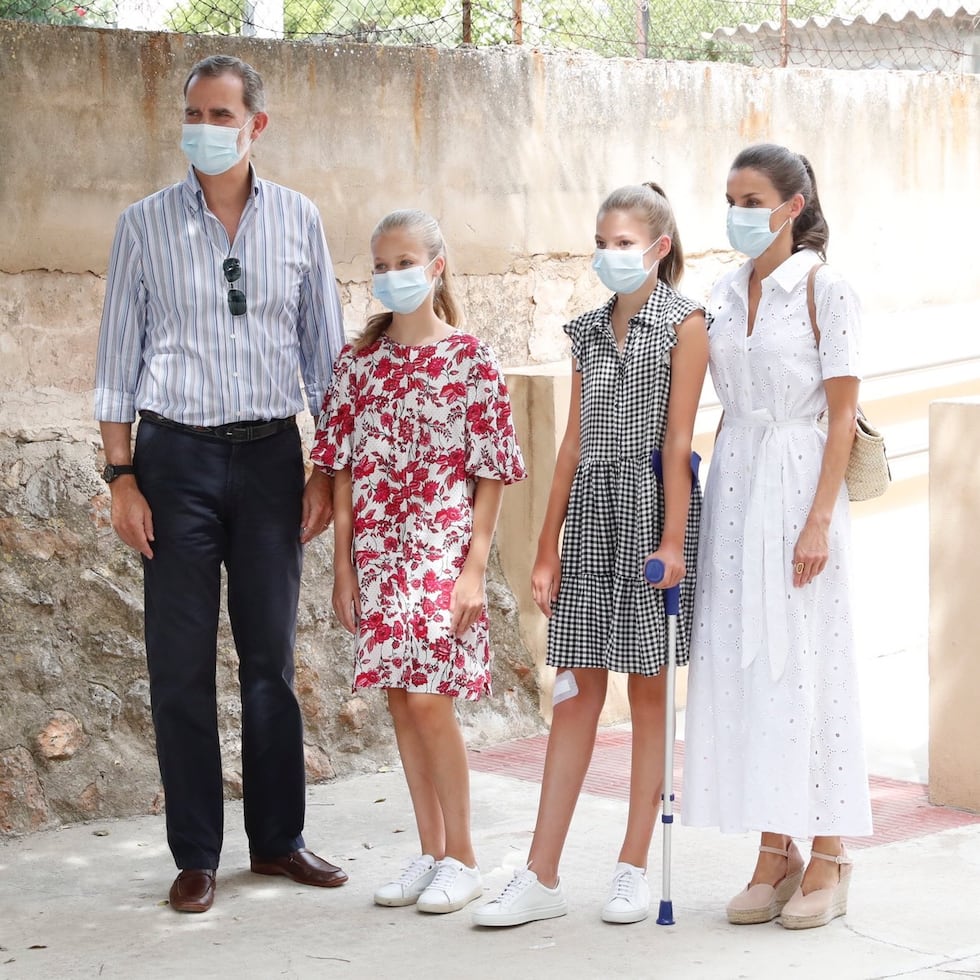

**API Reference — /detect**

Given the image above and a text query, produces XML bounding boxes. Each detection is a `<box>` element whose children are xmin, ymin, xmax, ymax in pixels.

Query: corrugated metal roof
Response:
<box><xmin>711</xmin><ymin>4</ymin><xmax>980</xmax><ymax>39</ymax></box>
<box><xmin>848</xmin><ymin>1</ymin><xmax>979</xmax><ymax>18</ymax></box>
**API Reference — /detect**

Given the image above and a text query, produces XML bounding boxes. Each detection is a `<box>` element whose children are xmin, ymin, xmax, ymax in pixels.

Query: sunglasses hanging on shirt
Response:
<box><xmin>222</xmin><ymin>257</ymin><xmax>247</xmax><ymax>316</ymax></box>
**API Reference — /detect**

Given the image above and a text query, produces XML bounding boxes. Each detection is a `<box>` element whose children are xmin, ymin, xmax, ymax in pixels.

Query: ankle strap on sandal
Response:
<box><xmin>758</xmin><ymin>844</ymin><xmax>792</xmax><ymax>857</ymax></box>
<box><xmin>810</xmin><ymin>849</ymin><xmax>852</xmax><ymax>865</ymax></box>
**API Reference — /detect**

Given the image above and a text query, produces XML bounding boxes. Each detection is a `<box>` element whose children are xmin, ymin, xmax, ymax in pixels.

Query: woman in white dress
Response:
<box><xmin>682</xmin><ymin>144</ymin><xmax>872</xmax><ymax>930</ymax></box>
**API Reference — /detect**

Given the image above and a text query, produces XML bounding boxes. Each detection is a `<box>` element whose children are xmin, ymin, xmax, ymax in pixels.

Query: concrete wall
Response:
<box><xmin>929</xmin><ymin>399</ymin><xmax>980</xmax><ymax>813</ymax></box>
<box><xmin>2</xmin><ymin>20</ymin><xmax>980</xmax><ymax>834</ymax></box>
<box><xmin>3</xmin><ymin>24</ymin><xmax>980</xmax><ymax>314</ymax></box>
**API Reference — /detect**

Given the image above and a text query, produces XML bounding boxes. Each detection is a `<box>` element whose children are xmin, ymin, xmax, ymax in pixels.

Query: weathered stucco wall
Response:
<box><xmin>1</xmin><ymin>21</ymin><xmax>979</xmax><ymax>836</ymax></box>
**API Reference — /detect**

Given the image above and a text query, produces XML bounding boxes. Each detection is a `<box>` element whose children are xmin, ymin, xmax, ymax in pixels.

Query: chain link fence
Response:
<box><xmin>2</xmin><ymin>0</ymin><xmax>978</xmax><ymax>69</ymax></box>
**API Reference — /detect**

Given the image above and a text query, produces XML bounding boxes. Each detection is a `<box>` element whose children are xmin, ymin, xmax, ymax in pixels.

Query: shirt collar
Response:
<box><xmin>585</xmin><ymin>280</ymin><xmax>672</xmax><ymax>336</ymax></box>
<box><xmin>726</xmin><ymin>249</ymin><xmax>821</xmax><ymax>309</ymax></box>
<box><xmin>180</xmin><ymin>164</ymin><xmax>262</xmax><ymax>213</ymax></box>
<box><xmin>766</xmin><ymin>248</ymin><xmax>822</xmax><ymax>293</ymax></box>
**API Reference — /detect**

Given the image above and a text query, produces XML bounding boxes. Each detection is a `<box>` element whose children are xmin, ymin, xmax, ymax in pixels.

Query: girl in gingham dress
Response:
<box><xmin>473</xmin><ymin>184</ymin><xmax>708</xmax><ymax>928</ymax></box>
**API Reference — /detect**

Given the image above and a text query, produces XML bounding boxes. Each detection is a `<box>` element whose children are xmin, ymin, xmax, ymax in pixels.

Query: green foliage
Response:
<box><xmin>516</xmin><ymin>0</ymin><xmax>837</xmax><ymax>60</ymax></box>
<box><xmin>166</xmin><ymin>0</ymin><xmax>243</xmax><ymax>33</ymax></box>
<box><xmin>0</xmin><ymin>0</ymin><xmax>112</xmax><ymax>25</ymax></box>
<box><xmin>285</xmin><ymin>0</ymin><xmax>448</xmax><ymax>42</ymax></box>
<box><xmin>284</xmin><ymin>0</ymin><xmax>335</xmax><ymax>36</ymax></box>
<box><xmin>157</xmin><ymin>0</ymin><xmax>836</xmax><ymax>57</ymax></box>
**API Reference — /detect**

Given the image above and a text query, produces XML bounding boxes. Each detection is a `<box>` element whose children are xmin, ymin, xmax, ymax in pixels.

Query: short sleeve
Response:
<box><xmin>310</xmin><ymin>344</ymin><xmax>357</xmax><ymax>472</ymax></box>
<box><xmin>659</xmin><ymin>292</ymin><xmax>702</xmax><ymax>366</ymax></box>
<box><xmin>563</xmin><ymin>315</ymin><xmax>589</xmax><ymax>371</ymax></box>
<box><xmin>464</xmin><ymin>345</ymin><xmax>527</xmax><ymax>485</ymax></box>
<box><xmin>815</xmin><ymin>269</ymin><xmax>862</xmax><ymax>381</ymax></box>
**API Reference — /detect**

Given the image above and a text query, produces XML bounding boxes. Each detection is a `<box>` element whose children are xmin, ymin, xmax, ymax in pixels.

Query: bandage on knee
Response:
<box><xmin>552</xmin><ymin>670</ymin><xmax>579</xmax><ymax>707</ymax></box>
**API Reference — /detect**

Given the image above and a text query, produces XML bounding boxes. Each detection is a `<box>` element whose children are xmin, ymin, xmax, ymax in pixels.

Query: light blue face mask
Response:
<box><xmin>180</xmin><ymin>118</ymin><xmax>253</xmax><ymax>176</ymax></box>
<box><xmin>373</xmin><ymin>257</ymin><xmax>437</xmax><ymax>314</ymax></box>
<box><xmin>591</xmin><ymin>239</ymin><xmax>661</xmax><ymax>294</ymax></box>
<box><xmin>726</xmin><ymin>200</ymin><xmax>791</xmax><ymax>258</ymax></box>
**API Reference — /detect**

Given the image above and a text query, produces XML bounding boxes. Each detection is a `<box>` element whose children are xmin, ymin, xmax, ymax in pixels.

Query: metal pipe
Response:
<box><xmin>780</xmin><ymin>0</ymin><xmax>789</xmax><ymax>67</ymax></box>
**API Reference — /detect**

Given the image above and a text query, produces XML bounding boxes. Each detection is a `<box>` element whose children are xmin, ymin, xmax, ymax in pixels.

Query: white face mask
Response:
<box><xmin>180</xmin><ymin>118</ymin><xmax>253</xmax><ymax>176</ymax></box>
<box><xmin>591</xmin><ymin>238</ymin><xmax>662</xmax><ymax>294</ymax></box>
<box><xmin>372</xmin><ymin>257</ymin><xmax>437</xmax><ymax>314</ymax></box>
<box><xmin>726</xmin><ymin>201</ymin><xmax>791</xmax><ymax>258</ymax></box>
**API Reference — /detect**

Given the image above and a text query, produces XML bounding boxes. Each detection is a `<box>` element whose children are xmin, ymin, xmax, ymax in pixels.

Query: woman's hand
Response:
<box><xmin>793</xmin><ymin>519</ymin><xmax>829</xmax><ymax>587</ymax></box>
<box><xmin>643</xmin><ymin>541</ymin><xmax>685</xmax><ymax>589</ymax></box>
<box><xmin>450</xmin><ymin>565</ymin><xmax>486</xmax><ymax>637</ymax></box>
<box><xmin>531</xmin><ymin>547</ymin><xmax>562</xmax><ymax>618</ymax></box>
<box><xmin>332</xmin><ymin>563</ymin><xmax>361</xmax><ymax>634</ymax></box>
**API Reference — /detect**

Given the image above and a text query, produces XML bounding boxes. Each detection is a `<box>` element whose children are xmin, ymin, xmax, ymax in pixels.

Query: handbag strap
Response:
<box><xmin>806</xmin><ymin>262</ymin><xmax>825</xmax><ymax>347</ymax></box>
<box><xmin>808</xmin><ymin>262</ymin><xmax>866</xmax><ymax>424</ymax></box>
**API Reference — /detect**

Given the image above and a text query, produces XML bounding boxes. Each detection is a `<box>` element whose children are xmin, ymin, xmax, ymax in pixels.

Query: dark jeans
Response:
<box><xmin>134</xmin><ymin>418</ymin><xmax>307</xmax><ymax>870</ymax></box>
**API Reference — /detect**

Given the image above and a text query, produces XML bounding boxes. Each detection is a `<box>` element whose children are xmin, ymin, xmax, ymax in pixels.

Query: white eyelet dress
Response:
<box><xmin>682</xmin><ymin>250</ymin><xmax>873</xmax><ymax>838</ymax></box>
<box><xmin>547</xmin><ymin>281</ymin><xmax>703</xmax><ymax>676</ymax></box>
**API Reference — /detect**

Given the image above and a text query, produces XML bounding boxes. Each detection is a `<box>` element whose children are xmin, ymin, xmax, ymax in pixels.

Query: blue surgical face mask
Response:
<box><xmin>726</xmin><ymin>201</ymin><xmax>791</xmax><ymax>258</ymax></box>
<box><xmin>180</xmin><ymin>118</ymin><xmax>253</xmax><ymax>176</ymax></box>
<box><xmin>372</xmin><ymin>257</ymin><xmax>437</xmax><ymax>314</ymax></box>
<box><xmin>591</xmin><ymin>238</ymin><xmax>661</xmax><ymax>294</ymax></box>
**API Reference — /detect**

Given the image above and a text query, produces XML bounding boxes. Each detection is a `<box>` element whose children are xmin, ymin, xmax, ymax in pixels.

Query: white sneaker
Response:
<box><xmin>416</xmin><ymin>857</ymin><xmax>483</xmax><ymax>914</ymax></box>
<box><xmin>601</xmin><ymin>862</ymin><xmax>650</xmax><ymax>924</ymax></box>
<box><xmin>471</xmin><ymin>867</ymin><xmax>568</xmax><ymax>927</ymax></box>
<box><xmin>373</xmin><ymin>854</ymin><xmax>437</xmax><ymax>907</ymax></box>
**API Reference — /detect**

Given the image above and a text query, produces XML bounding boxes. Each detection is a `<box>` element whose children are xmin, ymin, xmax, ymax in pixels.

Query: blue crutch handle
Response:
<box><xmin>644</xmin><ymin>558</ymin><xmax>680</xmax><ymax>616</ymax></box>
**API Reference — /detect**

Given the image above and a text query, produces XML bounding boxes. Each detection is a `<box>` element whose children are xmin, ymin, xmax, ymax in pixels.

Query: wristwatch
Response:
<box><xmin>102</xmin><ymin>463</ymin><xmax>136</xmax><ymax>484</ymax></box>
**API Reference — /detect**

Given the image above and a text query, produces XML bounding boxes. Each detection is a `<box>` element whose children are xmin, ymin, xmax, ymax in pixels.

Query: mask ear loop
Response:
<box><xmin>427</xmin><ymin>254</ymin><xmax>445</xmax><ymax>292</ymax></box>
<box><xmin>769</xmin><ymin>200</ymin><xmax>793</xmax><ymax>239</ymax></box>
<box><xmin>644</xmin><ymin>235</ymin><xmax>669</xmax><ymax>274</ymax></box>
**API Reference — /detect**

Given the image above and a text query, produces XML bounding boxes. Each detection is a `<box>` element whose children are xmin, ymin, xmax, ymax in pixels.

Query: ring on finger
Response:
<box><xmin>794</xmin><ymin>561</ymin><xmax>804</xmax><ymax>574</ymax></box>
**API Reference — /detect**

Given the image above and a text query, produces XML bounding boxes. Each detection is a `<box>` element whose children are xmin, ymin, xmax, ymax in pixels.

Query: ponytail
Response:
<box><xmin>793</xmin><ymin>154</ymin><xmax>830</xmax><ymax>260</ymax></box>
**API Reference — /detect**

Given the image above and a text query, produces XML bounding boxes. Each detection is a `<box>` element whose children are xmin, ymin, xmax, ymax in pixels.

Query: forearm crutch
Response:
<box><xmin>644</xmin><ymin>448</ymin><xmax>700</xmax><ymax>926</ymax></box>
<box><xmin>643</xmin><ymin>555</ymin><xmax>679</xmax><ymax>926</ymax></box>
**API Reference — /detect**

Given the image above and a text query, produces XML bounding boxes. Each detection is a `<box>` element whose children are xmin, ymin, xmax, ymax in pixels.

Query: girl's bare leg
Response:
<box><xmin>402</xmin><ymin>691</ymin><xmax>477</xmax><ymax>867</ymax></box>
<box><xmin>525</xmin><ymin>668</ymin><xmax>608</xmax><ymax>887</ymax></box>
<box><xmin>387</xmin><ymin>688</ymin><xmax>446</xmax><ymax>859</ymax></box>
<box><xmin>617</xmin><ymin>670</ymin><xmax>668</xmax><ymax>868</ymax></box>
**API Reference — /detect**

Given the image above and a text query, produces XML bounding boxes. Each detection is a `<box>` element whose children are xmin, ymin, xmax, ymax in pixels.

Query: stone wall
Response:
<box><xmin>0</xmin><ymin>421</ymin><xmax>540</xmax><ymax>834</ymax></box>
<box><xmin>1</xmin><ymin>21</ymin><xmax>979</xmax><ymax>835</ymax></box>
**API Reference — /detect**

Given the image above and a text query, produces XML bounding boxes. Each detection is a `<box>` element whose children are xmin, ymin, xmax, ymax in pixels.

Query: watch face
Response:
<box><xmin>102</xmin><ymin>463</ymin><xmax>133</xmax><ymax>483</ymax></box>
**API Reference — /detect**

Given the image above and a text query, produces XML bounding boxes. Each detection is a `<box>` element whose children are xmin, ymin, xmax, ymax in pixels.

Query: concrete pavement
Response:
<box><xmin>3</xmin><ymin>398</ymin><xmax>976</xmax><ymax>980</ymax></box>
<box><xmin>2</xmin><ymin>757</ymin><xmax>979</xmax><ymax>980</ymax></box>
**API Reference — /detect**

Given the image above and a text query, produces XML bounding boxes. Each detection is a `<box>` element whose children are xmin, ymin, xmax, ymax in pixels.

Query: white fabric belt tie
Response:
<box><xmin>726</xmin><ymin>411</ymin><xmax>817</xmax><ymax>682</ymax></box>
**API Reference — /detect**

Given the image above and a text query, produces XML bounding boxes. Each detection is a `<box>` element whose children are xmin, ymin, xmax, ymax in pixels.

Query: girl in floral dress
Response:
<box><xmin>311</xmin><ymin>209</ymin><xmax>525</xmax><ymax>915</ymax></box>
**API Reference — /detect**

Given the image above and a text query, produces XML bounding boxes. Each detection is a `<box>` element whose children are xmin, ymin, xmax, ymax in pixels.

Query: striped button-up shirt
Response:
<box><xmin>94</xmin><ymin>167</ymin><xmax>344</xmax><ymax>426</ymax></box>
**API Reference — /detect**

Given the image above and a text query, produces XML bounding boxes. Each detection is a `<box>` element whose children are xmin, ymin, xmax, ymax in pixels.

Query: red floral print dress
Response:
<box><xmin>311</xmin><ymin>333</ymin><xmax>526</xmax><ymax>701</ymax></box>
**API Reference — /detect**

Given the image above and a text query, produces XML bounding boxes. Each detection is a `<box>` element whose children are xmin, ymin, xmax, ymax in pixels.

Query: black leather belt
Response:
<box><xmin>138</xmin><ymin>410</ymin><xmax>295</xmax><ymax>443</ymax></box>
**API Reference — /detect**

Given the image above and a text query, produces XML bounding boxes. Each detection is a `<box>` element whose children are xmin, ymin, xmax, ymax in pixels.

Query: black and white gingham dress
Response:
<box><xmin>547</xmin><ymin>281</ymin><xmax>702</xmax><ymax>675</ymax></box>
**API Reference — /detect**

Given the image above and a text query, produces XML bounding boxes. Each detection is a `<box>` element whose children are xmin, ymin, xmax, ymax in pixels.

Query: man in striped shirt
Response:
<box><xmin>94</xmin><ymin>54</ymin><xmax>348</xmax><ymax>913</ymax></box>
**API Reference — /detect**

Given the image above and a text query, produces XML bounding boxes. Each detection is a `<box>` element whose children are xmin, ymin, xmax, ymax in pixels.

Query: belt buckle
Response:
<box><xmin>223</xmin><ymin>425</ymin><xmax>247</xmax><ymax>441</ymax></box>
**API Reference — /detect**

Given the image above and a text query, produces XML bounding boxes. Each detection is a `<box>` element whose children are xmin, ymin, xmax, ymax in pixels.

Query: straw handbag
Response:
<box><xmin>807</xmin><ymin>265</ymin><xmax>891</xmax><ymax>502</ymax></box>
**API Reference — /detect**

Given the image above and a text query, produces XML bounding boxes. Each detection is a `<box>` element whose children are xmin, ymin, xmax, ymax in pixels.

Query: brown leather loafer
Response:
<box><xmin>168</xmin><ymin>868</ymin><xmax>216</xmax><ymax>912</ymax></box>
<box><xmin>250</xmin><ymin>848</ymin><xmax>348</xmax><ymax>887</ymax></box>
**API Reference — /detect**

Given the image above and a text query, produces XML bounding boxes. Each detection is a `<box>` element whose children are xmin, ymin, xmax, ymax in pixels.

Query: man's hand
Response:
<box><xmin>110</xmin><ymin>479</ymin><xmax>155</xmax><ymax>559</ymax></box>
<box><xmin>301</xmin><ymin>467</ymin><xmax>334</xmax><ymax>544</ymax></box>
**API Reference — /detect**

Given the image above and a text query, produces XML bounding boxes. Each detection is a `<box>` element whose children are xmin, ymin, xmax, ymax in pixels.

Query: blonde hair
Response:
<box><xmin>598</xmin><ymin>182</ymin><xmax>684</xmax><ymax>287</ymax></box>
<box><xmin>355</xmin><ymin>209</ymin><xmax>463</xmax><ymax>352</ymax></box>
